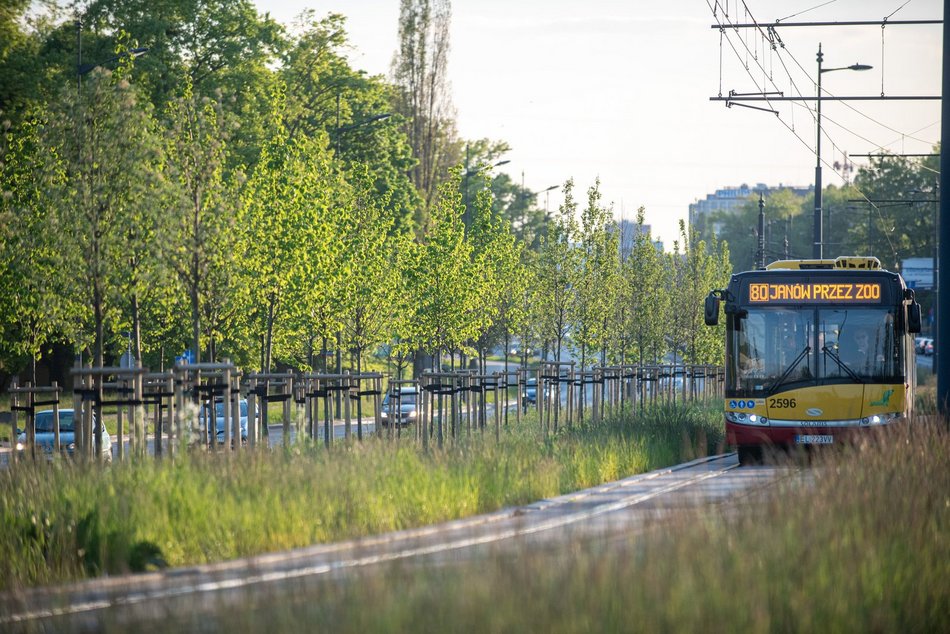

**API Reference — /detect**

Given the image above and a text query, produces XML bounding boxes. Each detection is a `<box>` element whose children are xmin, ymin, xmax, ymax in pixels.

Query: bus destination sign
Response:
<box><xmin>747</xmin><ymin>281</ymin><xmax>882</xmax><ymax>304</ymax></box>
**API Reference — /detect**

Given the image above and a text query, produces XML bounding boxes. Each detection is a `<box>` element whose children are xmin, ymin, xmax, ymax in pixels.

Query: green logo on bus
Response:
<box><xmin>870</xmin><ymin>389</ymin><xmax>894</xmax><ymax>407</ymax></box>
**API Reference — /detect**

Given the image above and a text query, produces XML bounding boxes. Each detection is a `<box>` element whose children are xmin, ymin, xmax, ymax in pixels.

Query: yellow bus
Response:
<box><xmin>704</xmin><ymin>256</ymin><xmax>921</xmax><ymax>464</ymax></box>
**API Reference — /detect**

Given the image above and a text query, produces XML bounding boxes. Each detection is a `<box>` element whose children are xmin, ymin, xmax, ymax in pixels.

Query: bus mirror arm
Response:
<box><xmin>705</xmin><ymin>289</ymin><xmax>732</xmax><ymax>327</ymax></box>
<box><xmin>907</xmin><ymin>302</ymin><xmax>922</xmax><ymax>334</ymax></box>
<box><xmin>704</xmin><ymin>293</ymin><xmax>720</xmax><ymax>326</ymax></box>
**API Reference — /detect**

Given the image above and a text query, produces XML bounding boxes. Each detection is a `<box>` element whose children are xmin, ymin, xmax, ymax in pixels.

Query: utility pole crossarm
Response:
<box><xmin>710</xmin><ymin>95</ymin><xmax>940</xmax><ymax>101</ymax></box>
<box><xmin>710</xmin><ymin>19</ymin><xmax>942</xmax><ymax>28</ymax></box>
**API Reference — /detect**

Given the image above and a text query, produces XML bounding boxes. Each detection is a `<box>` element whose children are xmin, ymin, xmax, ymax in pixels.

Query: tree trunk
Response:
<box><xmin>265</xmin><ymin>292</ymin><xmax>276</xmax><ymax>372</ymax></box>
<box><xmin>132</xmin><ymin>292</ymin><xmax>142</xmax><ymax>362</ymax></box>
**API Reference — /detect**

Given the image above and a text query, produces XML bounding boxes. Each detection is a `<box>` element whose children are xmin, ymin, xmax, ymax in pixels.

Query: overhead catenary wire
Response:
<box><xmin>712</xmin><ymin>0</ymin><xmax>939</xmax><ymax>151</ymax></box>
<box><xmin>708</xmin><ymin>0</ymin><xmax>916</xmax><ymax>263</ymax></box>
<box><xmin>776</xmin><ymin>0</ymin><xmax>840</xmax><ymax>24</ymax></box>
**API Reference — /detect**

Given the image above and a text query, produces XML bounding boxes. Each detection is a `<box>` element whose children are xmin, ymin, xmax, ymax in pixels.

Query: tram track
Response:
<box><xmin>1</xmin><ymin>453</ymin><xmax>794</xmax><ymax>627</ymax></box>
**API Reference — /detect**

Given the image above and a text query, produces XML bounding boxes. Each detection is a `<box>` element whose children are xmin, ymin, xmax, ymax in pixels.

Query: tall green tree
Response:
<box><xmin>570</xmin><ymin>179</ymin><xmax>619</xmax><ymax>371</ymax></box>
<box><xmin>40</xmin><ymin>69</ymin><xmax>164</xmax><ymax>367</ymax></box>
<box><xmin>404</xmin><ymin>170</ymin><xmax>477</xmax><ymax>369</ymax></box>
<box><xmin>337</xmin><ymin>167</ymin><xmax>400</xmax><ymax>376</ymax></box>
<box><xmin>850</xmin><ymin>149</ymin><xmax>940</xmax><ymax>270</ymax></box>
<box><xmin>391</xmin><ymin>0</ymin><xmax>459</xmax><ymax>226</ymax></box>
<box><xmin>238</xmin><ymin>91</ymin><xmax>341</xmax><ymax>372</ymax></box>
<box><xmin>82</xmin><ymin>0</ymin><xmax>282</xmax><ymax>170</ymax></box>
<box><xmin>467</xmin><ymin>184</ymin><xmax>521</xmax><ymax>371</ymax></box>
<box><xmin>535</xmin><ymin>179</ymin><xmax>579</xmax><ymax>365</ymax></box>
<box><xmin>165</xmin><ymin>78</ymin><xmax>243</xmax><ymax>363</ymax></box>
<box><xmin>0</xmin><ymin>112</ymin><xmax>74</xmax><ymax>384</ymax></box>
<box><xmin>668</xmin><ymin>221</ymin><xmax>731</xmax><ymax>365</ymax></box>
<box><xmin>618</xmin><ymin>208</ymin><xmax>668</xmax><ymax>364</ymax></box>
<box><xmin>281</xmin><ymin>12</ymin><xmax>419</xmax><ymax>232</ymax></box>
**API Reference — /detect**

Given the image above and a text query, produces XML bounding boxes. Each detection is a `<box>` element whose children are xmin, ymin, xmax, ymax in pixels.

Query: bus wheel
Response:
<box><xmin>737</xmin><ymin>446</ymin><xmax>762</xmax><ymax>465</ymax></box>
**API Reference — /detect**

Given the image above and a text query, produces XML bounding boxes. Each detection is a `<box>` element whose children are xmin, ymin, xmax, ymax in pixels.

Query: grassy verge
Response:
<box><xmin>117</xmin><ymin>417</ymin><xmax>948</xmax><ymax>634</ymax></box>
<box><xmin>0</xmin><ymin>402</ymin><xmax>723</xmax><ymax>590</ymax></box>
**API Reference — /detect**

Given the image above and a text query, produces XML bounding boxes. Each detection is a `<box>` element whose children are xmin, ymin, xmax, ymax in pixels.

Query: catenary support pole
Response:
<box><xmin>937</xmin><ymin>0</ymin><xmax>950</xmax><ymax>412</ymax></box>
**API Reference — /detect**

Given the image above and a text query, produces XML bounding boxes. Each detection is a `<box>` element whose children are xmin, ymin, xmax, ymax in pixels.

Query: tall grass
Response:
<box><xmin>0</xmin><ymin>402</ymin><xmax>723</xmax><ymax>590</ymax></box>
<box><xmin>104</xmin><ymin>417</ymin><xmax>947</xmax><ymax>634</ymax></box>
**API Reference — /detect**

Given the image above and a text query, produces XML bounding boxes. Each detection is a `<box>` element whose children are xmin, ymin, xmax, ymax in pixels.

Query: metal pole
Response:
<box><xmin>939</xmin><ymin>0</ymin><xmax>950</xmax><ymax>411</ymax></box>
<box><xmin>933</xmin><ymin>184</ymin><xmax>940</xmax><ymax>374</ymax></box>
<box><xmin>813</xmin><ymin>44</ymin><xmax>823</xmax><ymax>259</ymax></box>
<box><xmin>757</xmin><ymin>193</ymin><xmax>766</xmax><ymax>267</ymax></box>
<box><xmin>463</xmin><ymin>144</ymin><xmax>470</xmax><ymax>232</ymax></box>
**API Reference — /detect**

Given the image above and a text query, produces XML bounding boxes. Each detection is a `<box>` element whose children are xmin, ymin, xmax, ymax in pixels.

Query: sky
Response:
<box><xmin>253</xmin><ymin>0</ymin><xmax>943</xmax><ymax>249</ymax></box>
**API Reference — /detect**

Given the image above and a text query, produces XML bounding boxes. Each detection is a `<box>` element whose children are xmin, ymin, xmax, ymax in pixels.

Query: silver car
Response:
<box><xmin>201</xmin><ymin>400</ymin><xmax>251</xmax><ymax>446</ymax></box>
<box><xmin>15</xmin><ymin>409</ymin><xmax>112</xmax><ymax>461</ymax></box>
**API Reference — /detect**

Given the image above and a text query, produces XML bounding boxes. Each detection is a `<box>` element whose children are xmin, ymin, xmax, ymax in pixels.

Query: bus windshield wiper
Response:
<box><xmin>768</xmin><ymin>346</ymin><xmax>811</xmax><ymax>395</ymax></box>
<box><xmin>821</xmin><ymin>345</ymin><xmax>865</xmax><ymax>383</ymax></box>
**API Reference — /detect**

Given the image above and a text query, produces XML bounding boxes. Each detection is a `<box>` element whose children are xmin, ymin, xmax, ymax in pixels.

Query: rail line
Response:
<box><xmin>2</xmin><ymin>453</ymin><xmax>789</xmax><ymax>626</ymax></box>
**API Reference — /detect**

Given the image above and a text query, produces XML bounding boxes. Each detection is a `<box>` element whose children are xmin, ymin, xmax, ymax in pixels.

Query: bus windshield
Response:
<box><xmin>730</xmin><ymin>306</ymin><xmax>901</xmax><ymax>393</ymax></box>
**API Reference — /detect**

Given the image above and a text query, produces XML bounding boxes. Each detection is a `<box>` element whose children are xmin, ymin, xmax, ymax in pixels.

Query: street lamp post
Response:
<box><xmin>539</xmin><ymin>184</ymin><xmax>558</xmax><ymax>215</ymax></box>
<box><xmin>813</xmin><ymin>44</ymin><xmax>872</xmax><ymax>258</ymax></box>
<box><xmin>462</xmin><ymin>147</ymin><xmax>509</xmax><ymax>233</ymax></box>
<box><xmin>332</xmin><ymin>94</ymin><xmax>393</xmax><ymax>418</ymax></box>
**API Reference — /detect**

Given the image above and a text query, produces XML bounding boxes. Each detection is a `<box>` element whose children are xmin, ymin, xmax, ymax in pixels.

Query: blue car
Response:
<box><xmin>15</xmin><ymin>409</ymin><xmax>112</xmax><ymax>461</ymax></box>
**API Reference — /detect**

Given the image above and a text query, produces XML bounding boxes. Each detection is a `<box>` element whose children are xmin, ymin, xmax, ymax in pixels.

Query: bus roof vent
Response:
<box><xmin>834</xmin><ymin>256</ymin><xmax>881</xmax><ymax>270</ymax></box>
<box><xmin>765</xmin><ymin>259</ymin><xmax>834</xmax><ymax>270</ymax></box>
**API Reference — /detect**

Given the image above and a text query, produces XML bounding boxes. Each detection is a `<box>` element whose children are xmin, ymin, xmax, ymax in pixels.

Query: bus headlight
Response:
<box><xmin>862</xmin><ymin>412</ymin><xmax>901</xmax><ymax>426</ymax></box>
<box><xmin>726</xmin><ymin>412</ymin><xmax>768</xmax><ymax>425</ymax></box>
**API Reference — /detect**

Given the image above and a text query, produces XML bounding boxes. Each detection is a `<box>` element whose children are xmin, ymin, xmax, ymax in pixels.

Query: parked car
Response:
<box><xmin>205</xmin><ymin>399</ymin><xmax>250</xmax><ymax>445</ymax></box>
<box><xmin>915</xmin><ymin>336</ymin><xmax>934</xmax><ymax>355</ymax></box>
<box><xmin>522</xmin><ymin>378</ymin><xmax>538</xmax><ymax>409</ymax></box>
<box><xmin>15</xmin><ymin>409</ymin><xmax>112</xmax><ymax>461</ymax></box>
<box><xmin>381</xmin><ymin>387</ymin><xmax>418</xmax><ymax>427</ymax></box>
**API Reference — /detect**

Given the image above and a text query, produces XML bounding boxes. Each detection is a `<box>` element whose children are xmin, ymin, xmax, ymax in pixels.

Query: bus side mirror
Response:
<box><xmin>704</xmin><ymin>293</ymin><xmax>720</xmax><ymax>326</ymax></box>
<box><xmin>907</xmin><ymin>302</ymin><xmax>921</xmax><ymax>334</ymax></box>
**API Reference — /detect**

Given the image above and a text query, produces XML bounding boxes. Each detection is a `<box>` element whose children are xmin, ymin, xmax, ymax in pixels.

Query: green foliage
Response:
<box><xmin>704</xmin><ymin>147</ymin><xmax>939</xmax><ymax>275</ymax></box>
<box><xmin>402</xmin><ymin>170</ymin><xmax>480</xmax><ymax>364</ymax></box>
<box><xmin>0</xmin><ymin>402</ymin><xmax>723</xmax><ymax>589</ymax></box>
<box><xmin>668</xmin><ymin>221</ymin><xmax>730</xmax><ymax>364</ymax></box>
<box><xmin>238</xmin><ymin>96</ymin><xmax>340</xmax><ymax>371</ymax></box>
<box><xmin>535</xmin><ymin>178</ymin><xmax>580</xmax><ymax>363</ymax></box>
<box><xmin>850</xmin><ymin>149</ymin><xmax>940</xmax><ymax>270</ymax></box>
<box><xmin>619</xmin><ymin>207</ymin><xmax>669</xmax><ymax>364</ymax></box>
<box><xmin>165</xmin><ymin>78</ymin><xmax>244</xmax><ymax>364</ymax></box>
<box><xmin>570</xmin><ymin>178</ymin><xmax>619</xmax><ymax>369</ymax></box>
<box><xmin>0</xmin><ymin>2</ymin><xmax>731</xmax><ymax>385</ymax></box>
<box><xmin>710</xmin><ymin>187</ymin><xmax>810</xmax><ymax>272</ymax></box>
<box><xmin>37</xmin><ymin>69</ymin><xmax>165</xmax><ymax>366</ymax></box>
<box><xmin>0</xmin><ymin>113</ymin><xmax>68</xmax><ymax>377</ymax></box>
<box><xmin>282</xmin><ymin>13</ymin><xmax>419</xmax><ymax>232</ymax></box>
<box><xmin>337</xmin><ymin>166</ymin><xmax>400</xmax><ymax>374</ymax></box>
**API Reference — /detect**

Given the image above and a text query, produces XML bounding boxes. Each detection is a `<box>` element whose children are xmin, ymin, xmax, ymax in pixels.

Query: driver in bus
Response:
<box><xmin>842</xmin><ymin>328</ymin><xmax>874</xmax><ymax>371</ymax></box>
